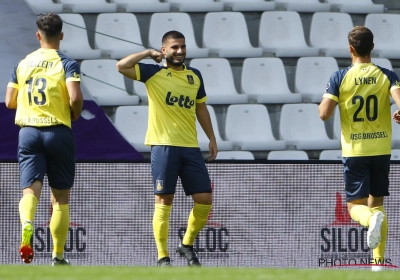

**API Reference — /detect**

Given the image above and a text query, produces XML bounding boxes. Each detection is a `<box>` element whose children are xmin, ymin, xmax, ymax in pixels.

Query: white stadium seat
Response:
<box><xmin>189</xmin><ymin>58</ymin><xmax>248</xmax><ymax>104</ymax></box>
<box><xmin>107</xmin><ymin>0</ymin><xmax>170</xmax><ymax>13</ymax></box>
<box><xmin>202</xmin><ymin>12</ymin><xmax>263</xmax><ymax>58</ymax></box>
<box><xmin>309</xmin><ymin>12</ymin><xmax>354</xmax><ymax>58</ymax></box>
<box><xmin>391</xmin><ymin>150</ymin><xmax>400</xmax><ymax>161</ymax></box>
<box><xmin>319</xmin><ymin>150</ymin><xmax>342</xmax><ymax>160</ymax></box>
<box><xmin>333</xmin><ymin>107</ymin><xmax>341</xmax><ymax>140</ymax></box>
<box><xmin>279</xmin><ymin>103</ymin><xmax>341</xmax><ymax>150</ymax></box>
<box><xmin>259</xmin><ymin>11</ymin><xmax>319</xmax><ymax>57</ymax></box>
<box><xmin>81</xmin><ymin>59</ymin><xmax>140</xmax><ymax>106</ymax></box>
<box><xmin>391</xmin><ymin>104</ymin><xmax>400</xmax><ymax>149</ymax></box>
<box><xmin>25</xmin><ymin>0</ymin><xmax>64</xmax><ymax>13</ymax></box>
<box><xmin>365</xmin><ymin>14</ymin><xmax>400</xmax><ymax>59</ymax></box>
<box><xmin>326</xmin><ymin>0</ymin><xmax>384</xmax><ymax>14</ymax></box>
<box><xmin>217</xmin><ymin>0</ymin><xmax>276</xmax><ymax>12</ymax></box>
<box><xmin>59</xmin><ymin>0</ymin><xmax>117</xmax><ymax>13</ymax></box>
<box><xmin>114</xmin><ymin>106</ymin><xmax>151</xmax><ymax>152</ymax></box>
<box><xmin>225</xmin><ymin>104</ymin><xmax>287</xmax><ymax>151</ymax></box>
<box><xmin>216</xmin><ymin>151</ymin><xmax>255</xmax><ymax>160</ymax></box>
<box><xmin>295</xmin><ymin>57</ymin><xmax>339</xmax><ymax>103</ymax></box>
<box><xmin>148</xmin><ymin>13</ymin><xmax>209</xmax><ymax>58</ymax></box>
<box><xmin>274</xmin><ymin>0</ymin><xmax>330</xmax><ymax>13</ymax></box>
<box><xmin>241</xmin><ymin>57</ymin><xmax>302</xmax><ymax>104</ymax></box>
<box><xmin>371</xmin><ymin>58</ymin><xmax>393</xmax><ymax>70</ymax></box>
<box><xmin>58</xmin><ymin>14</ymin><xmax>102</xmax><ymax>60</ymax></box>
<box><xmin>165</xmin><ymin>0</ymin><xmax>224</xmax><ymax>12</ymax></box>
<box><xmin>95</xmin><ymin>13</ymin><xmax>146</xmax><ymax>59</ymax></box>
<box><xmin>267</xmin><ymin>150</ymin><xmax>309</xmax><ymax>160</ymax></box>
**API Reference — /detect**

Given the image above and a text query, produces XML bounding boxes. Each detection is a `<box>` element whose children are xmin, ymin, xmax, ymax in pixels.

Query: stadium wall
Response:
<box><xmin>1</xmin><ymin>161</ymin><xmax>399</xmax><ymax>269</ymax></box>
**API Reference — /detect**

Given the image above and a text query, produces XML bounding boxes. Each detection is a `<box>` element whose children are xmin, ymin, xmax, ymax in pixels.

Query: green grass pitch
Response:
<box><xmin>0</xmin><ymin>266</ymin><xmax>398</xmax><ymax>280</ymax></box>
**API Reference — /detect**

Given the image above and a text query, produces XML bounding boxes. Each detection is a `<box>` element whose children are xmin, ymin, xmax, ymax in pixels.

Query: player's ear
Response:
<box><xmin>60</xmin><ymin>32</ymin><xmax>64</xmax><ymax>41</ymax></box>
<box><xmin>36</xmin><ymin>31</ymin><xmax>41</xmax><ymax>41</ymax></box>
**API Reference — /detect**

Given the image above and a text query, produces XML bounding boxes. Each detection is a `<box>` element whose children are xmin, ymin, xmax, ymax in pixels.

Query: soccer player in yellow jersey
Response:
<box><xmin>5</xmin><ymin>13</ymin><xmax>83</xmax><ymax>265</ymax></box>
<box><xmin>319</xmin><ymin>26</ymin><xmax>400</xmax><ymax>272</ymax></box>
<box><xmin>117</xmin><ymin>30</ymin><xmax>218</xmax><ymax>267</ymax></box>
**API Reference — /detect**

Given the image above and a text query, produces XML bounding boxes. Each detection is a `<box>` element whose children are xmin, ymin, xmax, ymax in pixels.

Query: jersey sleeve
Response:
<box><xmin>387</xmin><ymin>70</ymin><xmax>400</xmax><ymax>92</ymax></box>
<box><xmin>323</xmin><ymin>68</ymin><xmax>349</xmax><ymax>102</ymax></box>
<box><xmin>64</xmin><ymin>59</ymin><xmax>81</xmax><ymax>83</ymax></box>
<box><xmin>7</xmin><ymin>65</ymin><xmax>19</xmax><ymax>89</ymax></box>
<box><xmin>135</xmin><ymin>63</ymin><xmax>162</xmax><ymax>82</ymax></box>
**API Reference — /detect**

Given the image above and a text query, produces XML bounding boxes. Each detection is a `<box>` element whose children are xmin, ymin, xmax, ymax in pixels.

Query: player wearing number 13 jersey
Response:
<box><xmin>319</xmin><ymin>26</ymin><xmax>400</xmax><ymax>272</ymax></box>
<box><xmin>5</xmin><ymin>13</ymin><xmax>83</xmax><ymax>266</ymax></box>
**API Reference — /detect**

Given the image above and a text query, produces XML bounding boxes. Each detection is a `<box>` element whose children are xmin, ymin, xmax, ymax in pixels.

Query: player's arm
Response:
<box><xmin>116</xmin><ymin>49</ymin><xmax>163</xmax><ymax>80</ymax></box>
<box><xmin>391</xmin><ymin>88</ymin><xmax>400</xmax><ymax>124</ymax></box>
<box><xmin>67</xmin><ymin>81</ymin><xmax>83</xmax><ymax>121</ymax></box>
<box><xmin>5</xmin><ymin>87</ymin><xmax>18</xmax><ymax>109</ymax></box>
<box><xmin>196</xmin><ymin>102</ymin><xmax>218</xmax><ymax>161</ymax></box>
<box><xmin>319</xmin><ymin>97</ymin><xmax>337</xmax><ymax>121</ymax></box>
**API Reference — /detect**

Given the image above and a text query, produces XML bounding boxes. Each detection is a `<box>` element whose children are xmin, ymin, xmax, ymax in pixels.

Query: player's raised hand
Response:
<box><xmin>393</xmin><ymin>109</ymin><xmax>400</xmax><ymax>124</ymax></box>
<box><xmin>149</xmin><ymin>49</ymin><xmax>163</xmax><ymax>63</ymax></box>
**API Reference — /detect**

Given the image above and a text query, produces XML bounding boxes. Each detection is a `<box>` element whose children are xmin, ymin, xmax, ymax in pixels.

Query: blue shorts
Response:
<box><xmin>342</xmin><ymin>155</ymin><xmax>390</xmax><ymax>202</ymax></box>
<box><xmin>151</xmin><ymin>146</ymin><xmax>212</xmax><ymax>196</ymax></box>
<box><xmin>18</xmin><ymin>126</ymin><xmax>76</xmax><ymax>190</ymax></box>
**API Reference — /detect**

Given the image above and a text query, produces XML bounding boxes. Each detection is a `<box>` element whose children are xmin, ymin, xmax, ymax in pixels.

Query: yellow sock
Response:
<box><xmin>153</xmin><ymin>204</ymin><xmax>172</xmax><ymax>260</ymax></box>
<box><xmin>349</xmin><ymin>205</ymin><xmax>374</xmax><ymax>227</ymax></box>
<box><xmin>19</xmin><ymin>194</ymin><xmax>38</xmax><ymax>224</ymax></box>
<box><xmin>182</xmin><ymin>203</ymin><xmax>212</xmax><ymax>246</ymax></box>
<box><xmin>50</xmin><ymin>204</ymin><xmax>70</xmax><ymax>259</ymax></box>
<box><xmin>371</xmin><ymin>206</ymin><xmax>387</xmax><ymax>264</ymax></box>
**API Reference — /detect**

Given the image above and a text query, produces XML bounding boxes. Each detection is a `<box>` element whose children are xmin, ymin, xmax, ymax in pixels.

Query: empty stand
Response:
<box><xmin>113</xmin><ymin>0</ymin><xmax>170</xmax><ymax>13</ymax></box>
<box><xmin>95</xmin><ymin>13</ymin><xmax>146</xmax><ymax>59</ymax></box>
<box><xmin>114</xmin><ymin>106</ymin><xmax>151</xmax><ymax>152</ymax></box>
<box><xmin>148</xmin><ymin>13</ymin><xmax>209</xmax><ymax>58</ymax></box>
<box><xmin>274</xmin><ymin>0</ymin><xmax>330</xmax><ymax>13</ymax></box>
<box><xmin>371</xmin><ymin>58</ymin><xmax>393</xmax><ymax>70</ymax></box>
<box><xmin>391</xmin><ymin>150</ymin><xmax>400</xmax><ymax>161</ymax></box>
<box><xmin>309</xmin><ymin>12</ymin><xmax>354</xmax><ymax>58</ymax></box>
<box><xmin>215</xmin><ymin>151</ymin><xmax>255</xmax><ymax>160</ymax></box>
<box><xmin>202</xmin><ymin>12</ymin><xmax>263</xmax><ymax>58</ymax></box>
<box><xmin>189</xmin><ymin>58</ymin><xmax>248</xmax><ymax>104</ymax></box>
<box><xmin>241</xmin><ymin>57</ymin><xmax>302</xmax><ymax>104</ymax></box>
<box><xmin>218</xmin><ymin>0</ymin><xmax>276</xmax><ymax>12</ymax></box>
<box><xmin>80</xmin><ymin>59</ymin><xmax>140</xmax><ymax>106</ymax></box>
<box><xmin>59</xmin><ymin>0</ymin><xmax>117</xmax><ymax>13</ymax></box>
<box><xmin>196</xmin><ymin>105</ymin><xmax>233</xmax><ymax>151</ymax></box>
<box><xmin>391</xmin><ymin>104</ymin><xmax>400</xmax><ymax>148</ymax></box>
<box><xmin>225</xmin><ymin>104</ymin><xmax>287</xmax><ymax>151</ymax></box>
<box><xmin>25</xmin><ymin>0</ymin><xmax>64</xmax><ymax>13</ymax></box>
<box><xmin>259</xmin><ymin>11</ymin><xmax>319</xmax><ymax>57</ymax></box>
<box><xmin>295</xmin><ymin>57</ymin><xmax>339</xmax><ymax>103</ymax></box>
<box><xmin>365</xmin><ymin>14</ymin><xmax>400</xmax><ymax>59</ymax></box>
<box><xmin>58</xmin><ymin>14</ymin><xmax>102</xmax><ymax>60</ymax></box>
<box><xmin>333</xmin><ymin>107</ymin><xmax>341</xmax><ymax>140</ymax></box>
<box><xmin>279</xmin><ymin>103</ymin><xmax>341</xmax><ymax>150</ymax></box>
<box><xmin>319</xmin><ymin>150</ymin><xmax>342</xmax><ymax>160</ymax></box>
<box><xmin>267</xmin><ymin>150</ymin><xmax>309</xmax><ymax>160</ymax></box>
<box><xmin>326</xmin><ymin>0</ymin><xmax>384</xmax><ymax>14</ymax></box>
<box><xmin>165</xmin><ymin>0</ymin><xmax>224</xmax><ymax>12</ymax></box>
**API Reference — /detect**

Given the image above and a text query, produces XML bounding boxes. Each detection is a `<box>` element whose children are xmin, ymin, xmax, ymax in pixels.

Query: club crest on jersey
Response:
<box><xmin>156</xmin><ymin>180</ymin><xmax>163</xmax><ymax>191</ymax></box>
<box><xmin>187</xmin><ymin>75</ymin><xmax>194</xmax><ymax>84</ymax></box>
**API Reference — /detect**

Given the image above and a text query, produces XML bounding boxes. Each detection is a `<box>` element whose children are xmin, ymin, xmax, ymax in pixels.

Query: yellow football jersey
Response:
<box><xmin>323</xmin><ymin>62</ymin><xmax>400</xmax><ymax>157</ymax></box>
<box><xmin>135</xmin><ymin>63</ymin><xmax>207</xmax><ymax>147</ymax></box>
<box><xmin>7</xmin><ymin>48</ymin><xmax>81</xmax><ymax>128</ymax></box>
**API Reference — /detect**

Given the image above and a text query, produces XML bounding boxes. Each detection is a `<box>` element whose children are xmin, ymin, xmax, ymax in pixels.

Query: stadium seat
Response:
<box><xmin>333</xmin><ymin>107</ymin><xmax>341</xmax><ymax>140</ymax></box>
<box><xmin>59</xmin><ymin>0</ymin><xmax>117</xmax><ymax>13</ymax></box>
<box><xmin>58</xmin><ymin>14</ymin><xmax>102</xmax><ymax>60</ymax></box>
<box><xmin>241</xmin><ymin>57</ymin><xmax>302</xmax><ymax>104</ymax></box>
<box><xmin>196</xmin><ymin>105</ymin><xmax>233</xmax><ymax>151</ymax></box>
<box><xmin>365</xmin><ymin>14</ymin><xmax>400</xmax><ymax>59</ymax></box>
<box><xmin>371</xmin><ymin>58</ymin><xmax>393</xmax><ymax>70</ymax></box>
<box><xmin>114</xmin><ymin>106</ymin><xmax>151</xmax><ymax>152</ymax></box>
<box><xmin>80</xmin><ymin>59</ymin><xmax>140</xmax><ymax>106</ymax></box>
<box><xmin>279</xmin><ymin>103</ymin><xmax>341</xmax><ymax>150</ymax></box>
<box><xmin>165</xmin><ymin>0</ymin><xmax>224</xmax><ymax>12</ymax></box>
<box><xmin>113</xmin><ymin>0</ymin><xmax>170</xmax><ymax>13</ymax></box>
<box><xmin>202</xmin><ymin>12</ymin><xmax>263</xmax><ymax>58</ymax></box>
<box><xmin>267</xmin><ymin>150</ymin><xmax>309</xmax><ymax>160</ymax></box>
<box><xmin>273</xmin><ymin>0</ymin><xmax>330</xmax><ymax>13</ymax></box>
<box><xmin>148</xmin><ymin>13</ymin><xmax>209</xmax><ymax>58</ymax></box>
<box><xmin>95</xmin><ymin>13</ymin><xmax>146</xmax><ymax>60</ymax></box>
<box><xmin>189</xmin><ymin>58</ymin><xmax>248</xmax><ymax>104</ymax></box>
<box><xmin>326</xmin><ymin>0</ymin><xmax>384</xmax><ymax>14</ymax></box>
<box><xmin>25</xmin><ymin>0</ymin><xmax>64</xmax><ymax>13</ymax></box>
<box><xmin>319</xmin><ymin>150</ymin><xmax>342</xmax><ymax>160</ymax></box>
<box><xmin>391</xmin><ymin>149</ymin><xmax>400</xmax><ymax>160</ymax></box>
<box><xmin>295</xmin><ymin>57</ymin><xmax>339</xmax><ymax>103</ymax></box>
<box><xmin>259</xmin><ymin>11</ymin><xmax>319</xmax><ymax>58</ymax></box>
<box><xmin>309</xmin><ymin>12</ymin><xmax>354</xmax><ymax>58</ymax></box>
<box><xmin>391</xmin><ymin>104</ymin><xmax>400</xmax><ymax>148</ymax></box>
<box><xmin>215</xmin><ymin>151</ymin><xmax>255</xmax><ymax>160</ymax></box>
<box><xmin>217</xmin><ymin>0</ymin><xmax>276</xmax><ymax>12</ymax></box>
<box><xmin>225</xmin><ymin>104</ymin><xmax>287</xmax><ymax>151</ymax></box>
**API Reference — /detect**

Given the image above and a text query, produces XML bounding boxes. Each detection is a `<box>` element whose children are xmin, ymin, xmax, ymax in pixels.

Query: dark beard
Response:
<box><xmin>166</xmin><ymin>56</ymin><xmax>184</xmax><ymax>67</ymax></box>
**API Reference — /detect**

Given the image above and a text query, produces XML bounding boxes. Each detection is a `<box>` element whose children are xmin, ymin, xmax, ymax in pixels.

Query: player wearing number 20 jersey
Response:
<box><xmin>7</xmin><ymin>48</ymin><xmax>81</xmax><ymax>128</ymax></box>
<box><xmin>323</xmin><ymin>63</ymin><xmax>400</xmax><ymax>157</ymax></box>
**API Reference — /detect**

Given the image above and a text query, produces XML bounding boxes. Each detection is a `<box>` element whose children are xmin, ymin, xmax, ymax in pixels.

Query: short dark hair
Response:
<box><xmin>162</xmin><ymin>30</ymin><xmax>185</xmax><ymax>45</ymax></box>
<box><xmin>36</xmin><ymin>13</ymin><xmax>63</xmax><ymax>39</ymax></box>
<box><xmin>348</xmin><ymin>26</ymin><xmax>374</xmax><ymax>57</ymax></box>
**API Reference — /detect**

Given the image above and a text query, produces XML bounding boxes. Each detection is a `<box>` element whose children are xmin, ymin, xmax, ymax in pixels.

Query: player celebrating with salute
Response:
<box><xmin>5</xmin><ymin>13</ymin><xmax>83</xmax><ymax>265</ymax></box>
<box><xmin>116</xmin><ymin>30</ymin><xmax>218</xmax><ymax>267</ymax></box>
<box><xmin>319</xmin><ymin>26</ymin><xmax>400</xmax><ymax>271</ymax></box>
